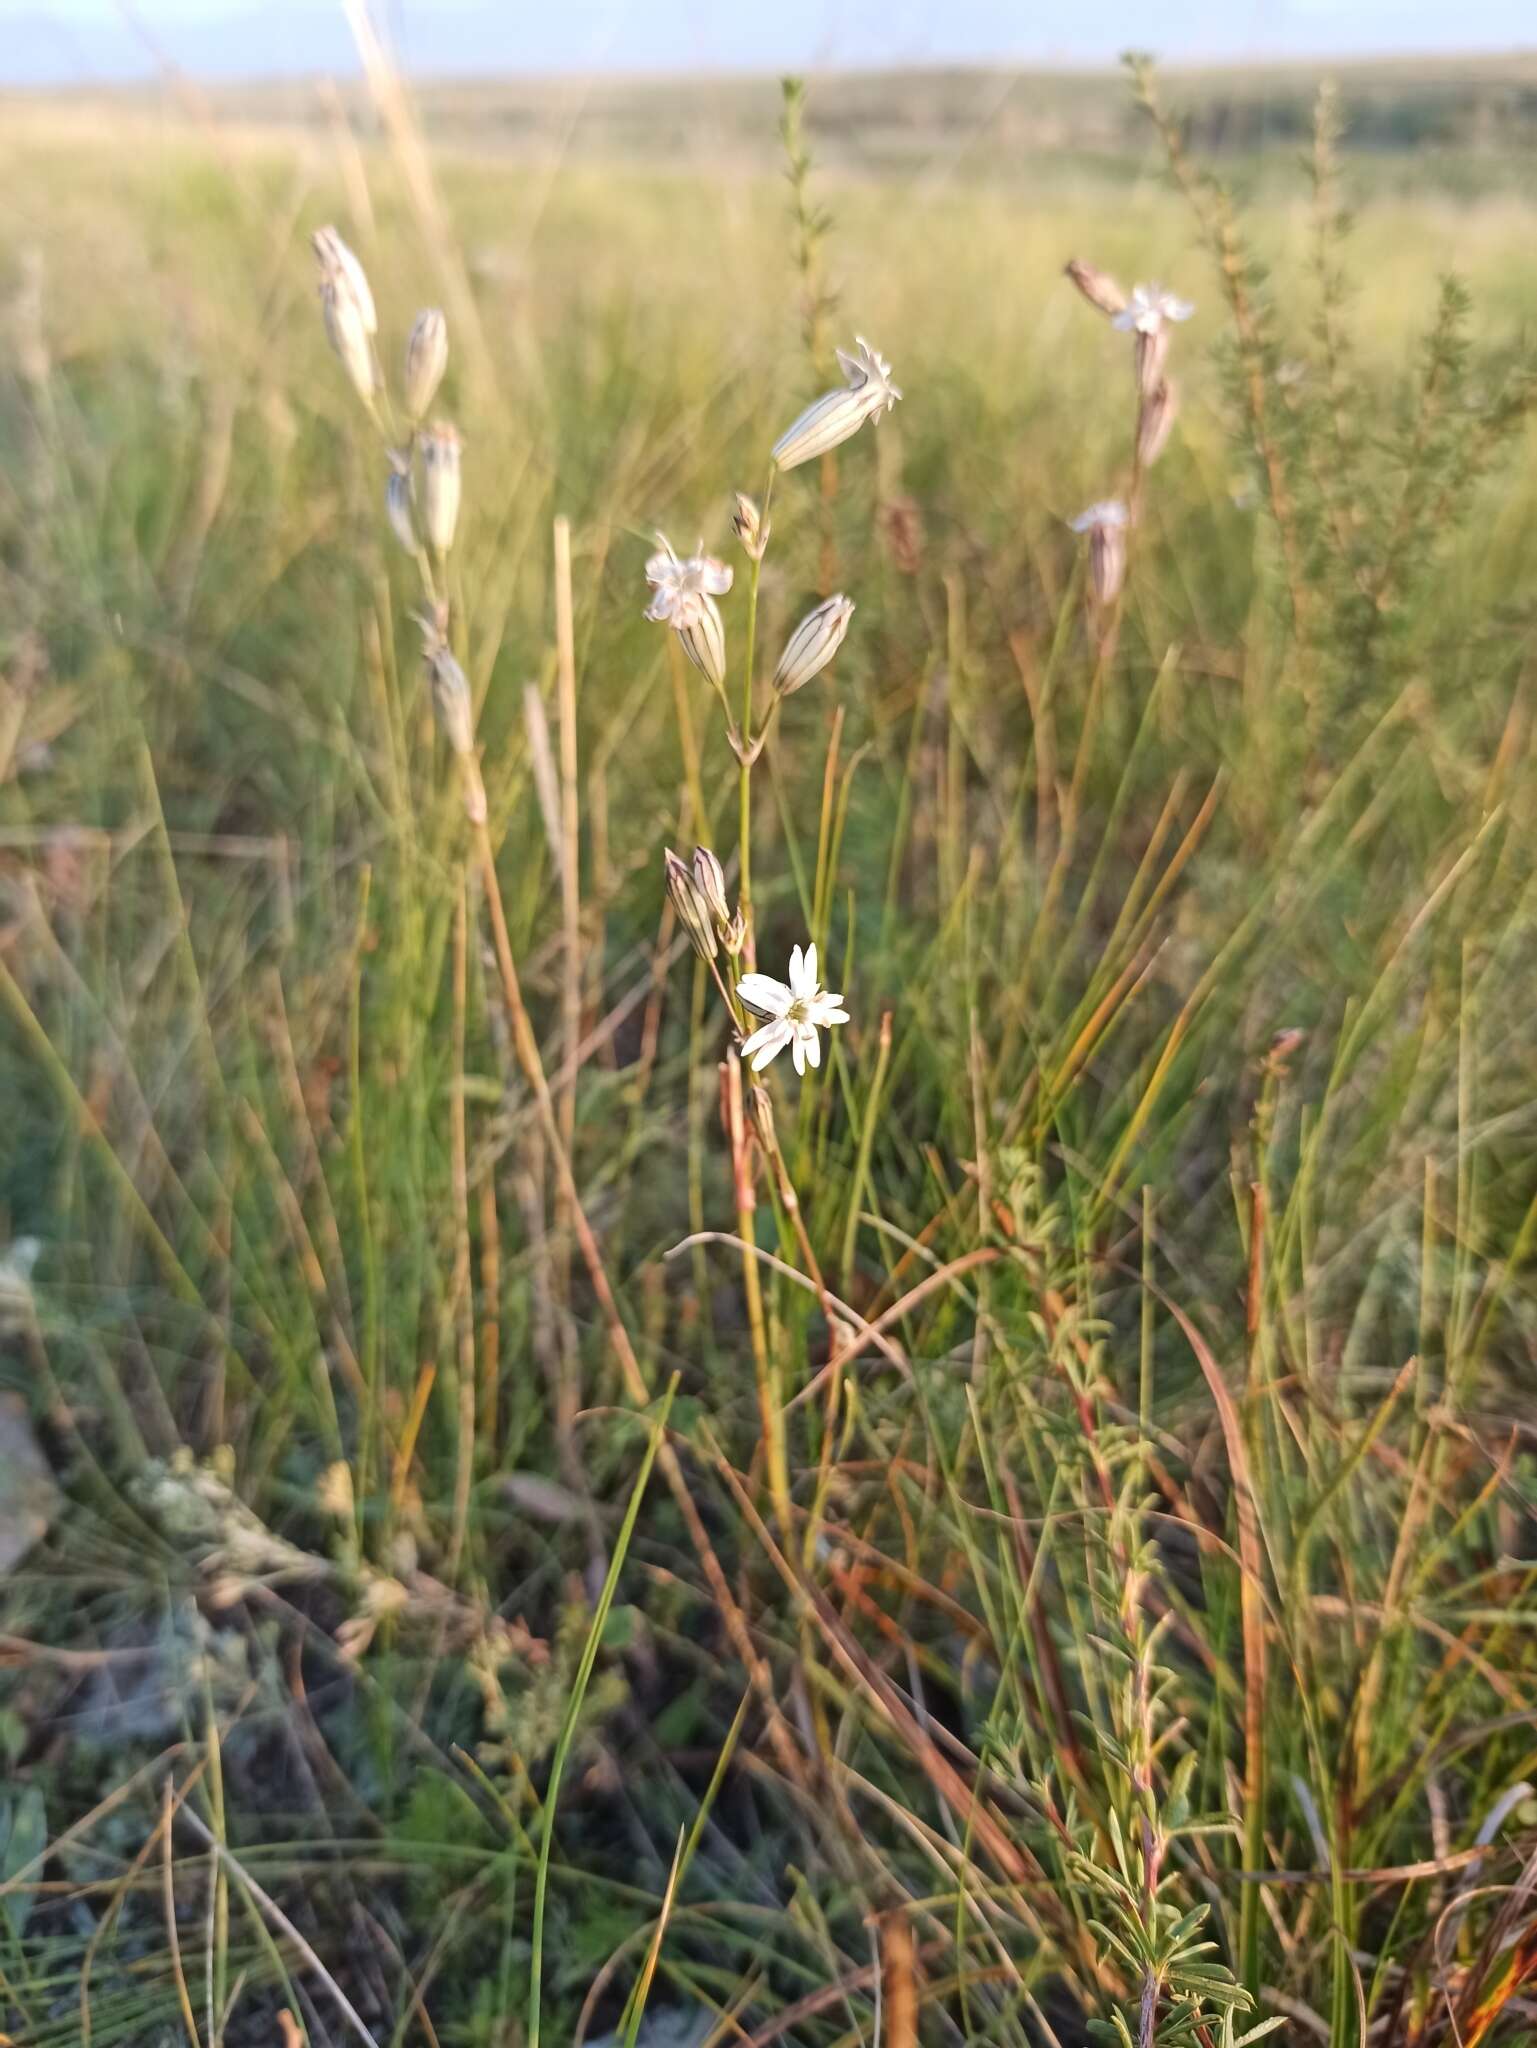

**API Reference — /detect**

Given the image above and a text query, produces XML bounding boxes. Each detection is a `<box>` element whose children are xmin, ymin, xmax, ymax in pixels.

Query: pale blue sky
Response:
<box><xmin>4</xmin><ymin>0</ymin><xmax>1533</xmax><ymax>84</ymax></box>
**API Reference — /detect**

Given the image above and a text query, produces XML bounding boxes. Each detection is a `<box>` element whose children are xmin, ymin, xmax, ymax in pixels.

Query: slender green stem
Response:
<box><xmin>528</xmin><ymin>1381</ymin><xmax>676</xmax><ymax>2048</ymax></box>
<box><xmin>737</xmin><ymin>465</ymin><xmax>777</xmax><ymax>956</ymax></box>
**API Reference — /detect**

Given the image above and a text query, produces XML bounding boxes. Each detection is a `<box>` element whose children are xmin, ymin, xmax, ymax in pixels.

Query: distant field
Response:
<box><xmin>9</xmin><ymin>49</ymin><xmax>1537</xmax><ymax>194</ymax></box>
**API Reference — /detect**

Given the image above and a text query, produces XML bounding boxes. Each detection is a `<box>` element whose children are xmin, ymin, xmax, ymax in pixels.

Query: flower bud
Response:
<box><xmin>385</xmin><ymin>465</ymin><xmax>418</xmax><ymax>553</ymax></box>
<box><xmin>678</xmin><ymin>594</ymin><xmax>726</xmax><ymax>688</ymax></box>
<box><xmin>423</xmin><ymin>637</ymin><xmax>476</xmax><ymax>759</ymax></box>
<box><xmin>692</xmin><ymin>847</ymin><xmax>730</xmax><ymax>929</ymax></box>
<box><xmin>1070</xmin><ymin>502</ymin><xmax>1130</xmax><ymax>609</ymax></box>
<box><xmin>774</xmin><ymin>594</ymin><xmax>855</xmax><ymax>696</ymax></box>
<box><xmin>664</xmin><ymin>848</ymin><xmax>717</xmax><ymax>961</ymax></box>
<box><xmin>419</xmin><ymin>423</ymin><xmax>462</xmax><ymax>554</ymax></box>
<box><xmin>723</xmin><ymin>909</ymin><xmax>747</xmax><ymax>956</ymax></box>
<box><xmin>1137</xmin><ymin>379</ymin><xmax>1179</xmax><ymax>468</ymax></box>
<box><xmin>312</xmin><ymin>226</ymin><xmax>377</xmax><ymax>333</ymax></box>
<box><xmin>772</xmin><ymin>337</ymin><xmax>900</xmax><ymax>473</ymax></box>
<box><xmin>1064</xmin><ymin>259</ymin><xmax>1128</xmax><ymax>320</ymax></box>
<box><xmin>312</xmin><ymin>226</ymin><xmax>378</xmax><ymax>405</ymax></box>
<box><xmin>732</xmin><ymin>493</ymin><xmax>769</xmax><ymax>560</ymax></box>
<box><xmin>403</xmin><ymin>308</ymin><xmax>448</xmax><ymax>420</ymax></box>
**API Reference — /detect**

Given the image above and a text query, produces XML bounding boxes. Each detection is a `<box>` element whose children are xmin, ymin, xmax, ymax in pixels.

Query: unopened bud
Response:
<box><xmin>1137</xmin><ymin>379</ymin><xmax>1179</xmax><ymax>467</ymax></box>
<box><xmin>419</xmin><ymin>625</ymin><xmax>476</xmax><ymax>759</ymax></box>
<box><xmin>403</xmin><ymin>308</ymin><xmax>448</xmax><ymax>420</ymax></box>
<box><xmin>385</xmin><ymin>465</ymin><xmax>418</xmax><ymax>553</ymax></box>
<box><xmin>664</xmin><ymin>848</ymin><xmax>717</xmax><ymax>961</ymax></box>
<box><xmin>312</xmin><ymin>226</ymin><xmax>379</xmax><ymax>405</ymax></box>
<box><xmin>692</xmin><ymin>847</ymin><xmax>730</xmax><ymax>929</ymax></box>
<box><xmin>774</xmin><ymin>594</ymin><xmax>855</xmax><ymax>696</ymax></box>
<box><xmin>1070</xmin><ymin>501</ymin><xmax>1130</xmax><ymax>609</ymax></box>
<box><xmin>678</xmin><ymin>595</ymin><xmax>726</xmax><ymax>688</ymax></box>
<box><xmin>312</xmin><ymin>226</ymin><xmax>377</xmax><ymax>332</ymax></box>
<box><xmin>1064</xmin><ymin>259</ymin><xmax>1129</xmax><ymax>320</ymax></box>
<box><xmin>1134</xmin><ymin>325</ymin><xmax>1170</xmax><ymax>399</ymax></box>
<box><xmin>419</xmin><ymin>423</ymin><xmax>462</xmax><ymax>554</ymax></box>
<box><xmin>732</xmin><ymin>493</ymin><xmax>769</xmax><ymax>560</ymax></box>
<box><xmin>723</xmin><ymin>909</ymin><xmax>747</xmax><ymax>956</ymax></box>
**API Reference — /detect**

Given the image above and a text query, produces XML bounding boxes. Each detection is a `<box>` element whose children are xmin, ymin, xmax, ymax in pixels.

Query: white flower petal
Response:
<box><xmin>791</xmin><ymin>1031</ymin><xmax>807</xmax><ymax>1076</ymax></box>
<box><xmin>800</xmin><ymin>1023</ymin><xmax>822</xmax><ymax>1069</ymax></box>
<box><xmin>746</xmin><ymin>1021</ymin><xmax>791</xmax><ymax>1071</ymax></box>
<box><xmin>789</xmin><ymin>944</ymin><xmax>817</xmax><ymax>999</ymax></box>
<box><xmin>737</xmin><ymin>973</ymin><xmax>792</xmax><ymax>1017</ymax></box>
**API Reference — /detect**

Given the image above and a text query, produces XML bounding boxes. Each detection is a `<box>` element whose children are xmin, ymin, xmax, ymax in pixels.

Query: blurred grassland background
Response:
<box><xmin>0</xmin><ymin>44</ymin><xmax>1536</xmax><ymax>2048</ymax></box>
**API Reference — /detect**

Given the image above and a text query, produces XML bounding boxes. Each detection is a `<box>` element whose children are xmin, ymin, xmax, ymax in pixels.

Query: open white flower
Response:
<box><xmin>1112</xmin><ymin>284</ymin><xmax>1195</xmax><ymax>335</ymax></box>
<box><xmin>643</xmin><ymin>534</ymin><xmax>733</xmax><ymax>630</ymax></box>
<box><xmin>1070</xmin><ymin>501</ymin><xmax>1129</xmax><ymax>534</ymax></box>
<box><xmin>772</xmin><ymin>336</ymin><xmax>901</xmax><ymax>472</ymax></box>
<box><xmin>736</xmin><ymin>943</ymin><xmax>849</xmax><ymax>1076</ymax></box>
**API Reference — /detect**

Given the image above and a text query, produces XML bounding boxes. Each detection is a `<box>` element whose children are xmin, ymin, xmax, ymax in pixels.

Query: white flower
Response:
<box><xmin>772</xmin><ymin>336</ymin><xmax>901</xmax><ymax>472</ymax></box>
<box><xmin>736</xmin><ymin>943</ymin><xmax>849</xmax><ymax>1077</ymax></box>
<box><xmin>1069</xmin><ymin>501</ymin><xmax>1129</xmax><ymax>534</ymax></box>
<box><xmin>643</xmin><ymin>534</ymin><xmax>733</xmax><ymax>631</ymax></box>
<box><xmin>1112</xmin><ymin>284</ymin><xmax>1195</xmax><ymax>335</ymax></box>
